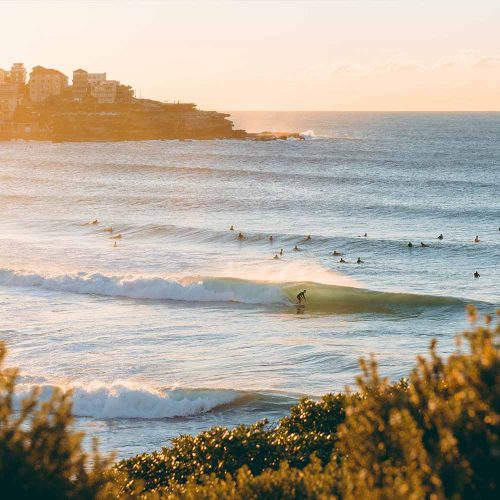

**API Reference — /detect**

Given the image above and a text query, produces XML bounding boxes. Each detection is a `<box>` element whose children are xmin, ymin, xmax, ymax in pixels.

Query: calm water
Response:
<box><xmin>0</xmin><ymin>112</ymin><xmax>498</xmax><ymax>458</ymax></box>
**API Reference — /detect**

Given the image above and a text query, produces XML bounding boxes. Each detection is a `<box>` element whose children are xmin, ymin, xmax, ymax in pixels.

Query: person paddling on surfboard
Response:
<box><xmin>296</xmin><ymin>290</ymin><xmax>307</xmax><ymax>305</ymax></box>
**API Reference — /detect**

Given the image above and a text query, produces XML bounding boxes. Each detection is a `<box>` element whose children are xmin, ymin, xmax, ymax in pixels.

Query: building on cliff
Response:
<box><xmin>0</xmin><ymin>82</ymin><xmax>21</xmax><ymax>121</ymax></box>
<box><xmin>72</xmin><ymin>68</ymin><xmax>89</xmax><ymax>101</ymax></box>
<box><xmin>0</xmin><ymin>63</ymin><xmax>26</xmax><ymax>121</ymax></box>
<box><xmin>29</xmin><ymin>66</ymin><xmax>68</xmax><ymax>102</ymax></box>
<box><xmin>9</xmin><ymin>63</ymin><xmax>27</xmax><ymax>91</ymax></box>
<box><xmin>87</xmin><ymin>72</ymin><xmax>106</xmax><ymax>89</ymax></box>
<box><xmin>91</xmin><ymin>79</ymin><xmax>119</xmax><ymax>103</ymax></box>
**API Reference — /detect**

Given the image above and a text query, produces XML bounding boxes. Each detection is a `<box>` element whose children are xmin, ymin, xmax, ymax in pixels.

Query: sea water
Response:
<box><xmin>0</xmin><ymin>112</ymin><xmax>498</xmax><ymax>458</ymax></box>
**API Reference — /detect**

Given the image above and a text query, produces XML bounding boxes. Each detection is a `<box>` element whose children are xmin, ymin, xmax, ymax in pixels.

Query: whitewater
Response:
<box><xmin>1</xmin><ymin>111</ymin><xmax>499</xmax><ymax>458</ymax></box>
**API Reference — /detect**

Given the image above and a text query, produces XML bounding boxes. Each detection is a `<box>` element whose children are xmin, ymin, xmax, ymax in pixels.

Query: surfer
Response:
<box><xmin>303</xmin><ymin>235</ymin><xmax>312</xmax><ymax>242</ymax></box>
<box><xmin>357</xmin><ymin>257</ymin><xmax>364</xmax><ymax>264</ymax></box>
<box><xmin>474</xmin><ymin>271</ymin><xmax>480</xmax><ymax>278</ymax></box>
<box><xmin>273</xmin><ymin>254</ymin><xmax>280</xmax><ymax>260</ymax></box>
<box><xmin>89</xmin><ymin>219</ymin><xmax>99</xmax><ymax>225</ymax></box>
<box><xmin>333</xmin><ymin>250</ymin><xmax>342</xmax><ymax>256</ymax></box>
<box><xmin>293</xmin><ymin>245</ymin><xmax>300</xmax><ymax>251</ymax></box>
<box><xmin>438</xmin><ymin>234</ymin><xmax>443</xmax><ymax>240</ymax></box>
<box><xmin>364</xmin><ymin>233</ymin><xmax>367</xmax><ymax>237</ymax></box>
<box><xmin>113</xmin><ymin>241</ymin><xmax>117</xmax><ymax>247</ymax></box>
<box><xmin>474</xmin><ymin>235</ymin><xmax>480</xmax><ymax>243</ymax></box>
<box><xmin>340</xmin><ymin>258</ymin><xmax>346</xmax><ymax>263</ymax></box>
<box><xmin>229</xmin><ymin>225</ymin><xmax>234</xmax><ymax>231</ymax></box>
<box><xmin>269</xmin><ymin>235</ymin><xmax>273</xmax><ymax>242</ymax></box>
<box><xmin>237</xmin><ymin>232</ymin><xmax>245</xmax><ymax>240</ymax></box>
<box><xmin>296</xmin><ymin>290</ymin><xmax>307</xmax><ymax>305</ymax></box>
<box><xmin>408</xmin><ymin>241</ymin><xmax>413</xmax><ymax>248</ymax></box>
<box><xmin>280</xmin><ymin>248</ymin><xmax>283</xmax><ymax>256</ymax></box>
<box><xmin>104</xmin><ymin>227</ymin><xmax>113</xmax><ymax>233</ymax></box>
<box><xmin>421</xmin><ymin>242</ymin><xmax>429</xmax><ymax>247</ymax></box>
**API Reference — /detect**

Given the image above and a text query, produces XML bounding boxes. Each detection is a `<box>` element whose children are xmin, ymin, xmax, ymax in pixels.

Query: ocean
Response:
<box><xmin>0</xmin><ymin>112</ymin><xmax>498</xmax><ymax>459</ymax></box>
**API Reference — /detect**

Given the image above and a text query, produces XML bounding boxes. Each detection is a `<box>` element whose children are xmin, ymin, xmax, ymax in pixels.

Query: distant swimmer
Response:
<box><xmin>421</xmin><ymin>242</ymin><xmax>429</xmax><ymax>247</ymax></box>
<box><xmin>408</xmin><ymin>242</ymin><xmax>413</xmax><ymax>248</ymax></box>
<box><xmin>273</xmin><ymin>254</ymin><xmax>280</xmax><ymax>260</ymax></box>
<box><xmin>364</xmin><ymin>233</ymin><xmax>367</xmax><ymax>237</ymax></box>
<box><xmin>438</xmin><ymin>234</ymin><xmax>443</xmax><ymax>240</ymax></box>
<box><xmin>474</xmin><ymin>235</ymin><xmax>480</xmax><ymax>243</ymax></box>
<box><xmin>303</xmin><ymin>235</ymin><xmax>312</xmax><ymax>241</ymax></box>
<box><xmin>113</xmin><ymin>241</ymin><xmax>117</xmax><ymax>247</ymax></box>
<box><xmin>474</xmin><ymin>271</ymin><xmax>480</xmax><ymax>278</ymax></box>
<box><xmin>280</xmin><ymin>248</ymin><xmax>283</xmax><ymax>256</ymax></box>
<box><xmin>269</xmin><ymin>235</ymin><xmax>273</xmax><ymax>242</ymax></box>
<box><xmin>333</xmin><ymin>250</ymin><xmax>342</xmax><ymax>256</ymax></box>
<box><xmin>110</xmin><ymin>234</ymin><xmax>122</xmax><ymax>239</ymax></box>
<box><xmin>237</xmin><ymin>232</ymin><xmax>245</xmax><ymax>240</ymax></box>
<box><xmin>340</xmin><ymin>258</ymin><xmax>346</xmax><ymax>263</ymax></box>
<box><xmin>296</xmin><ymin>290</ymin><xmax>307</xmax><ymax>304</ymax></box>
<box><xmin>229</xmin><ymin>225</ymin><xmax>234</xmax><ymax>231</ymax></box>
<box><xmin>357</xmin><ymin>257</ymin><xmax>364</xmax><ymax>264</ymax></box>
<box><xmin>293</xmin><ymin>245</ymin><xmax>301</xmax><ymax>251</ymax></box>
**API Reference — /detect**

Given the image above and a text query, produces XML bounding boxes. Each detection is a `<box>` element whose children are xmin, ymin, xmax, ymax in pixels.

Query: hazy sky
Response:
<box><xmin>1</xmin><ymin>0</ymin><xmax>499</xmax><ymax>110</ymax></box>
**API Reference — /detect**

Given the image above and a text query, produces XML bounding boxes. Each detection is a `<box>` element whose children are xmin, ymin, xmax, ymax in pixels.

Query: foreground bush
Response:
<box><xmin>338</xmin><ymin>308</ymin><xmax>500</xmax><ymax>499</ymax></box>
<box><xmin>1</xmin><ymin>309</ymin><xmax>498</xmax><ymax>498</ymax></box>
<box><xmin>0</xmin><ymin>343</ymin><xmax>117</xmax><ymax>499</ymax></box>
<box><xmin>119</xmin><ymin>309</ymin><xmax>499</xmax><ymax>499</ymax></box>
<box><xmin>115</xmin><ymin>393</ymin><xmax>347</xmax><ymax>493</ymax></box>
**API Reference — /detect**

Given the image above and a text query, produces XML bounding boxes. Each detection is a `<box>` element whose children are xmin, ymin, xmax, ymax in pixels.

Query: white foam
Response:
<box><xmin>14</xmin><ymin>380</ymin><xmax>240</xmax><ymax>419</ymax></box>
<box><xmin>218</xmin><ymin>260</ymin><xmax>360</xmax><ymax>288</ymax></box>
<box><xmin>0</xmin><ymin>268</ymin><xmax>288</xmax><ymax>305</ymax></box>
<box><xmin>299</xmin><ymin>129</ymin><xmax>317</xmax><ymax>139</ymax></box>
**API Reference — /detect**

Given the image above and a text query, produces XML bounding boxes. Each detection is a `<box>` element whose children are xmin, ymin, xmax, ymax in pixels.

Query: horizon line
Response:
<box><xmin>223</xmin><ymin>109</ymin><xmax>500</xmax><ymax>113</ymax></box>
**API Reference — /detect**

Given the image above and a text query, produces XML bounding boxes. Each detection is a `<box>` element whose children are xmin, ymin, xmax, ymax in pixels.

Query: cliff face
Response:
<box><xmin>8</xmin><ymin>99</ymin><xmax>247</xmax><ymax>141</ymax></box>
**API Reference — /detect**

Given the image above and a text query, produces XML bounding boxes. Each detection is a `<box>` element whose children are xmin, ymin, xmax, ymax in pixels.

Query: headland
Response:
<box><xmin>0</xmin><ymin>62</ymin><xmax>298</xmax><ymax>142</ymax></box>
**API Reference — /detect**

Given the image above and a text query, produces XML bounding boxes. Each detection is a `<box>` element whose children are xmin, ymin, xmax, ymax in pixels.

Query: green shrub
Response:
<box><xmin>0</xmin><ymin>342</ymin><xmax>117</xmax><ymax>499</ymax></box>
<box><xmin>338</xmin><ymin>308</ymin><xmax>500</xmax><ymax>499</ymax></box>
<box><xmin>121</xmin><ymin>309</ymin><xmax>499</xmax><ymax>499</ymax></box>
<box><xmin>2</xmin><ymin>309</ymin><xmax>498</xmax><ymax>499</ymax></box>
<box><xmin>164</xmin><ymin>457</ymin><xmax>339</xmax><ymax>500</ymax></box>
<box><xmin>116</xmin><ymin>393</ymin><xmax>347</xmax><ymax>493</ymax></box>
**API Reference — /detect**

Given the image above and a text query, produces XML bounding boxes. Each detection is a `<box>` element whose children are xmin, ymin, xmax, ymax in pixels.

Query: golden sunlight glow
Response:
<box><xmin>1</xmin><ymin>0</ymin><xmax>499</xmax><ymax>110</ymax></box>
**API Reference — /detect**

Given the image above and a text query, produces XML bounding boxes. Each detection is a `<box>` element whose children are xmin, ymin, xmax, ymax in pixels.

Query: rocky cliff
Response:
<box><xmin>7</xmin><ymin>98</ymin><xmax>247</xmax><ymax>141</ymax></box>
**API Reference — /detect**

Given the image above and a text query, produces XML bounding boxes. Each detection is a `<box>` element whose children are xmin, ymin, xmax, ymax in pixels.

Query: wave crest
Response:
<box><xmin>0</xmin><ymin>267</ymin><xmax>464</xmax><ymax>314</ymax></box>
<box><xmin>15</xmin><ymin>380</ymin><xmax>241</xmax><ymax>419</ymax></box>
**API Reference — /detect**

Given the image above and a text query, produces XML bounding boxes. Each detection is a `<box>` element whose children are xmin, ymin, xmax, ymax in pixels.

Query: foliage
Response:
<box><xmin>119</xmin><ymin>309</ymin><xmax>499</xmax><ymax>499</ymax></box>
<box><xmin>1</xmin><ymin>309</ymin><xmax>498</xmax><ymax>499</ymax></box>
<box><xmin>0</xmin><ymin>342</ymin><xmax>118</xmax><ymax>499</ymax></box>
<box><xmin>338</xmin><ymin>307</ymin><xmax>500</xmax><ymax>499</ymax></box>
<box><xmin>116</xmin><ymin>393</ymin><xmax>347</xmax><ymax>494</ymax></box>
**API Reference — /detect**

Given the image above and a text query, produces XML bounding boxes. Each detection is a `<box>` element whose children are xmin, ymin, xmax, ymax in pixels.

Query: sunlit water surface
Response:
<box><xmin>0</xmin><ymin>112</ymin><xmax>498</xmax><ymax>458</ymax></box>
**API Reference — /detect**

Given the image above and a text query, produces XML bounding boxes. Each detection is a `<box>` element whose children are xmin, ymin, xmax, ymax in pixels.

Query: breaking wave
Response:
<box><xmin>14</xmin><ymin>380</ymin><xmax>243</xmax><ymax>419</ymax></box>
<box><xmin>0</xmin><ymin>267</ymin><xmax>465</xmax><ymax>314</ymax></box>
<box><xmin>299</xmin><ymin>129</ymin><xmax>317</xmax><ymax>139</ymax></box>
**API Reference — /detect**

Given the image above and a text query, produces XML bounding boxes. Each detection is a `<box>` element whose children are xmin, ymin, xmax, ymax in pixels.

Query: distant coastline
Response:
<box><xmin>0</xmin><ymin>62</ymin><xmax>300</xmax><ymax>142</ymax></box>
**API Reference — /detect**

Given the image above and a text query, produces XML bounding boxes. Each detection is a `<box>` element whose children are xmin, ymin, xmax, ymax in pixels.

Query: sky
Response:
<box><xmin>1</xmin><ymin>0</ymin><xmax>499</xmax><ymax>111</ymax></box>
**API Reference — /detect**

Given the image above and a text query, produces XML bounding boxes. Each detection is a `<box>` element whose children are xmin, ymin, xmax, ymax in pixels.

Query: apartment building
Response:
<box><xmin>29</xmin><ymin>66</ymin><xmax>68</xmax><ymax>102</ymax></box>
<box><xmin>91</xmin><ymin>79</ymin><xmax>119</xmax><ymax>104</ymax></box>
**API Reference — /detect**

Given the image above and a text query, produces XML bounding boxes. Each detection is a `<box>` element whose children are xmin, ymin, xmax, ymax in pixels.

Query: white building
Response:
<box><xmin>91</xmin><ymin>79</ymin><xmax>119</xmax><ymax>104</ymax></box>
<box><xmin>87</xmin><ymin>72</ymin><xmax>106</xmax><ymax>90</ymax></box>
